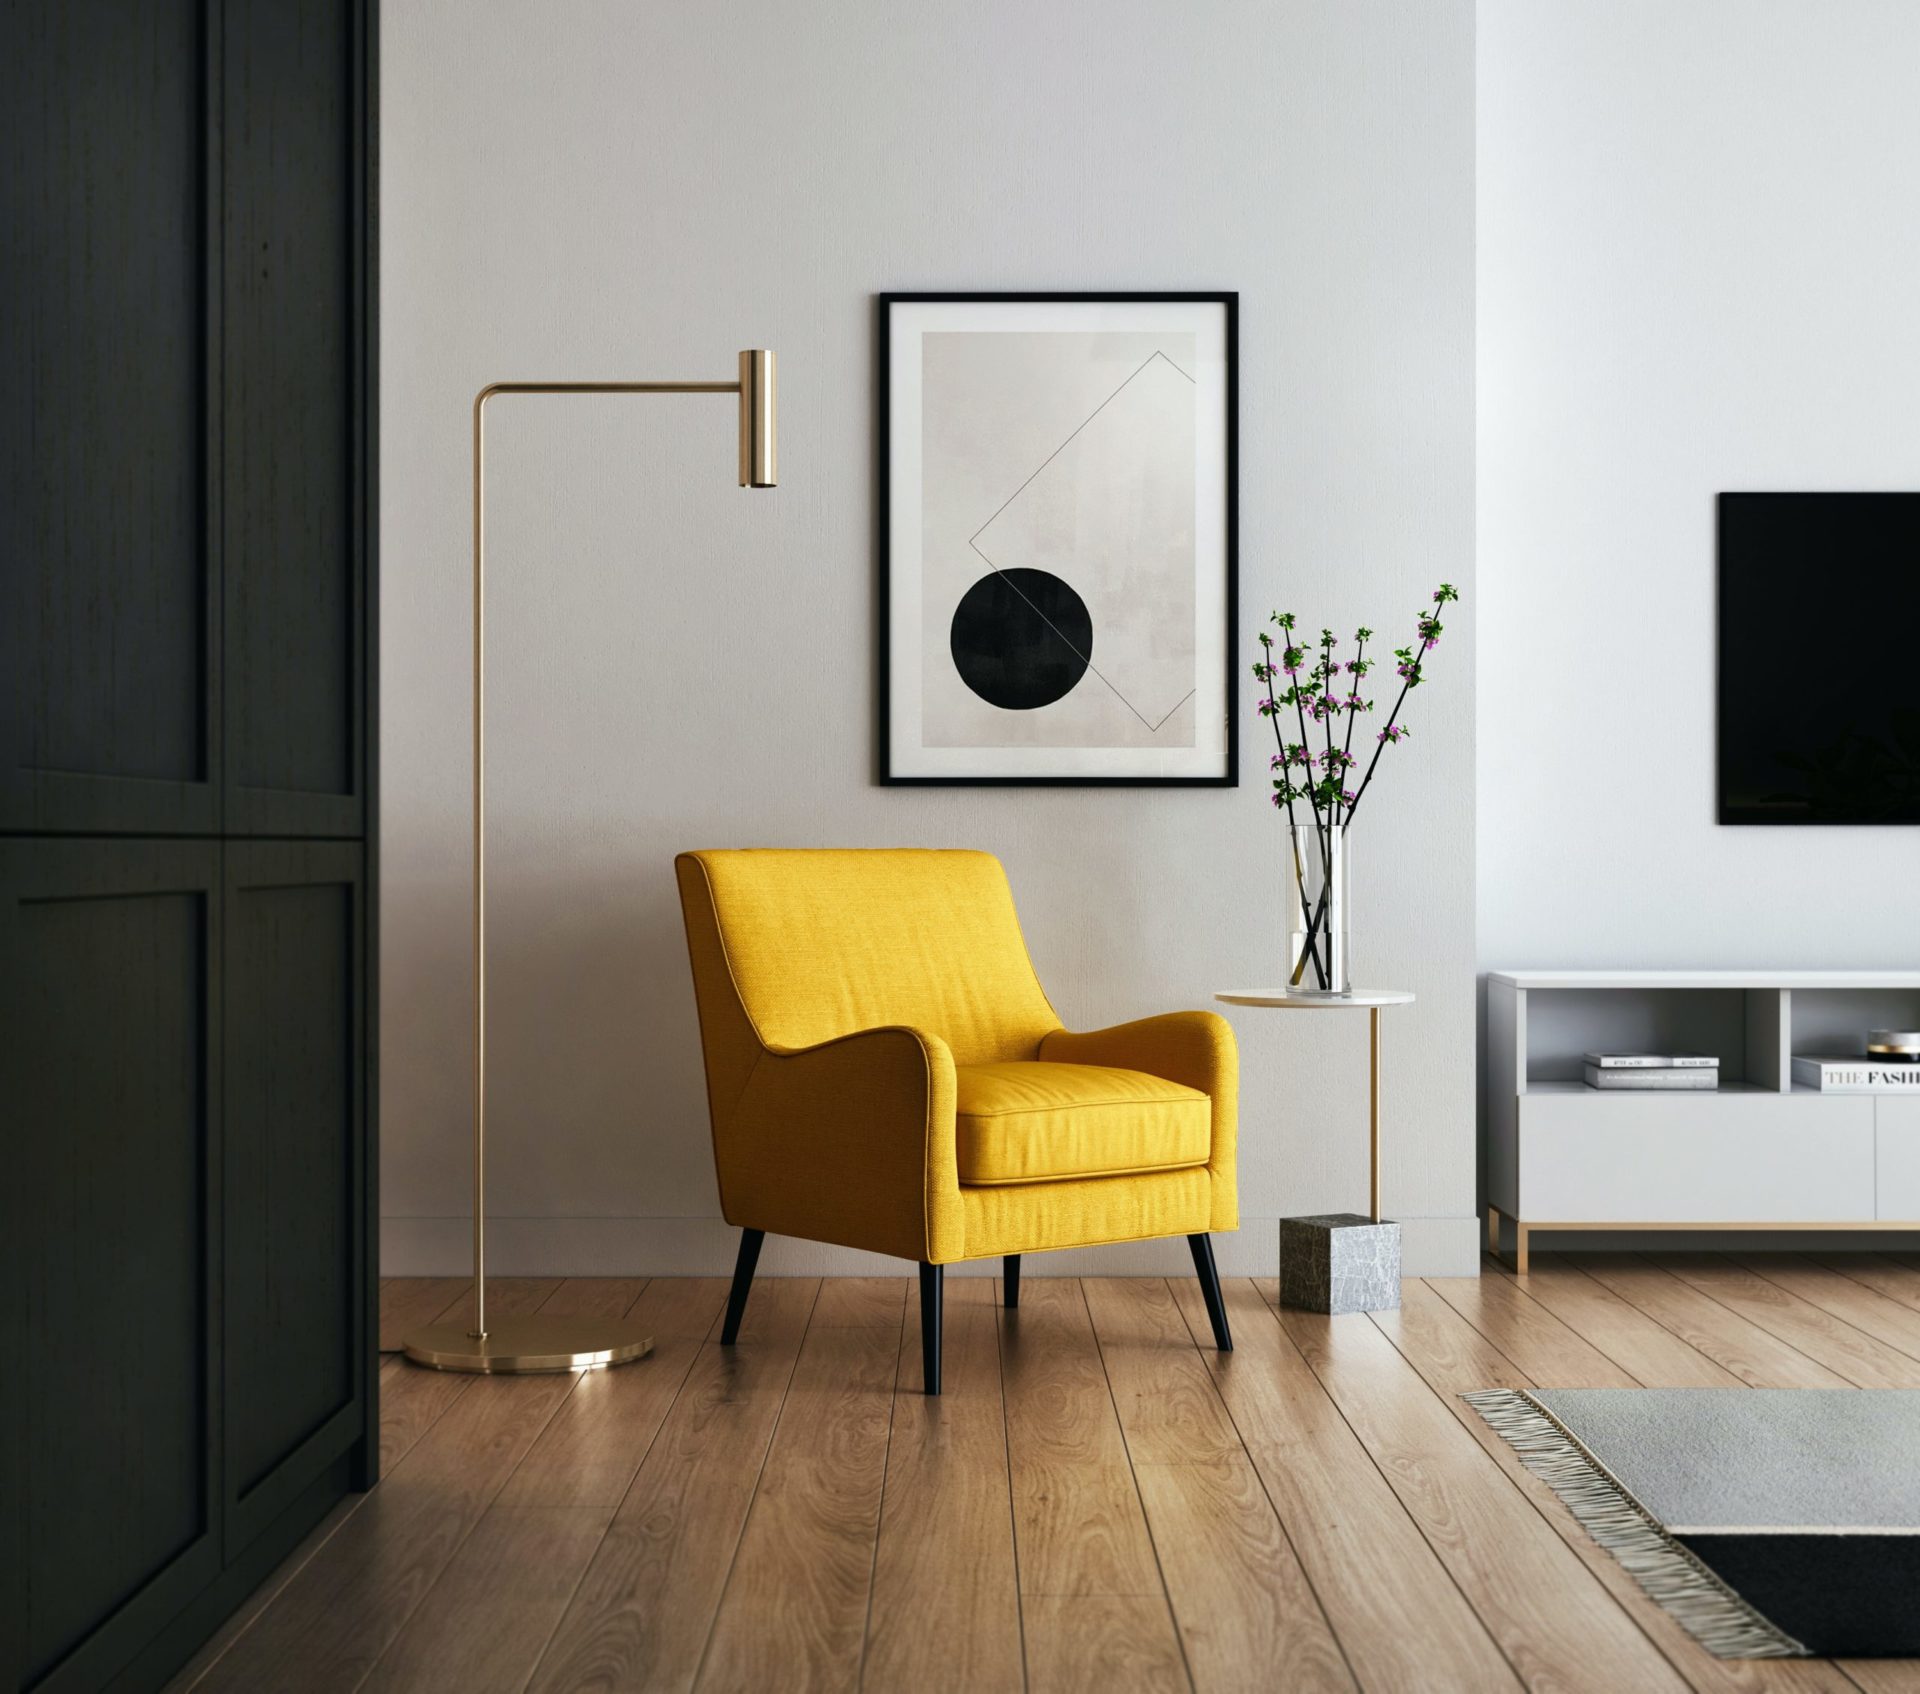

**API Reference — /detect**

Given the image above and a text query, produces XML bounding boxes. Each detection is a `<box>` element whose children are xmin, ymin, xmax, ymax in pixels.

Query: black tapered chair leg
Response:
<box><xmin>1188</xmin><ymin>1233</ymin><xmax>1233</xmax><ymax>1352</ymax></box>
<box><xmin>720</xmin><ymin>1228</ymin><xmax>765</xmax><ymax>1345</ymax></box>
<box><xmin>1003</xmin><ymin>1254</ymin><xmax>1021</xmax><ymax>1309</ymax></box>
<box><xmin>919</xmin><ymin>1262</ymin><xmax>944</xmax><ymax>1394</ymax></box>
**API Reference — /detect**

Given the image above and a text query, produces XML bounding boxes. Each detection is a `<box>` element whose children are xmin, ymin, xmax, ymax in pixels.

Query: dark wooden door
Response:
<box><xmin>221</xmin><ymin>0</ymin><xmax>370</xmax><ymax>838</ymax></box>
<box><xmin>222</xmin><ymin>841</ymin><xmax>368</xmax><ymax>1549</ymax></box>
<box><xmin>0</xmin><ymin>842</ymin><xmax>223</xmax><ymax>1694</ymax></box>
<box><xmin>2</xmin><ymin>0</ymin><xmax>369</xmax><ymax>842</ymax></box>
<box><xmin>1</xmin><ymin>3</ymin><xmax>376</xmax><ymax>1690</ymax></box>
<box><xmin>0</xmin><ymin>1</ymin><xmax>220</xmax><ymax>836</ymax></box>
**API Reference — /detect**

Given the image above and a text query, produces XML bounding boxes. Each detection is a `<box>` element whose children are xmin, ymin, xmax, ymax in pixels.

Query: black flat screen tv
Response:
<box><xmin>1719</xmin><ymin>492</ymin><xmax>1920</xmax><ymax>824</ymax></box>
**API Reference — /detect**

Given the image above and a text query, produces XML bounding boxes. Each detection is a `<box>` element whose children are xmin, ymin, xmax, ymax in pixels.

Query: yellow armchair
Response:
<box><xmin>675</xmin><ymin>847</ymin><xmax>1237</xmax><ymax>1392</ymax></box>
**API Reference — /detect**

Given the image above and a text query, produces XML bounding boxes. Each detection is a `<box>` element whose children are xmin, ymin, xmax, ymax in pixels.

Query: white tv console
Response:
<box><xmin>1486</xmin><ymin>970</ymin><xmax>1920</xmax><ymax>1273</ymax></box>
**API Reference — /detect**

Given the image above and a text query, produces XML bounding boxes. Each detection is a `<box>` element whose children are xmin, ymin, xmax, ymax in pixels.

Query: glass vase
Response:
<box><xmin>1285</xmin><ymin>822</ymin><xmax>1350</xmax><ymax>995</ymax></box>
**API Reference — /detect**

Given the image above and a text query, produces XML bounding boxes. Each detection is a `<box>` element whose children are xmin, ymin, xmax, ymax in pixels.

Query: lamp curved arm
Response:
<box><xmin>464</xmin><ymin>352</ymin><xmax>777</xmax><ymax>1338</ymax></box>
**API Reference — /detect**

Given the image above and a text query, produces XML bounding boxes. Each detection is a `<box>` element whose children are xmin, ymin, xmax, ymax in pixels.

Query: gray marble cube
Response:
<box><xmin>1280</xmin><ymin>1212</ymin><xmax>1402</xmax><ymax>1313</ymax></box>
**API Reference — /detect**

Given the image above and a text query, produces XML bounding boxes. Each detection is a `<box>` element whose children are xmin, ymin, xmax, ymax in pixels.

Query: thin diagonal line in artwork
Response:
<box><xmin>963</xmin><ymin>347</ymin><xmax>1197</xmax><ymax>738</ymax></box>
<box><xmin>971</xmin><ymin>536</ymin><xmax>1170</xmax><ymax>735</ymax></box>
<box><xmin>968</xmin><ymin>538</ymin><xmax>1149</xmax><ymax>728</ymax></box>
<box><xmin>1146</xmin><ymin>689</ymin><xmax>1195</xmax><ymax>732</ymax></box>
<box><xmin>968</xmin><ymin>350</ymin><xmax>1188</xmax><ymax>545</ymax></box>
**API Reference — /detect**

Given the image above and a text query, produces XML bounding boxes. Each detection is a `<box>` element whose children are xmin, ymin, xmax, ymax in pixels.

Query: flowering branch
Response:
<box><xmin>1257</xmin><ymin>585</ymin><xmax>1458</xmax><ymax>988</ymax></box>
<box><xmin>1334</xmin><ymin>626</ymin><xmax>1371</xmax><ymax>825</ymax></box>
<box><xmin>1341</xmin><ymin>585</ymin><xmax>1456</xmax><ymax>829</ymax></box>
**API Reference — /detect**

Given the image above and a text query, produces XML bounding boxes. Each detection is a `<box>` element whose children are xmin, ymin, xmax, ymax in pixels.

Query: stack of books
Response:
<box><xmin>1582</xmin><ymin>1052</ymin><xmax>1720</xmax><ymax>1091</ymax></box>
<box><xmin>1791</xmin><ymin>1056</ymin><xmax>1920</xmax><ymax>1093</ymax></box>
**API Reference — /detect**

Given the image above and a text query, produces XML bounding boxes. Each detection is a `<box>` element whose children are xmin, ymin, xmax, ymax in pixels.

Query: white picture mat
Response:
<box><xmin>887</xmin><ymin>299</ymin><xmax>1231</xmax><ymax>779</ymax></box>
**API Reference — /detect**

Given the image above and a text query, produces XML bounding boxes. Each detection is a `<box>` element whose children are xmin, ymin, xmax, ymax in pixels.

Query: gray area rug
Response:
<box><xmin>1467</xmin><ymin>1388</ymin><xmax>1920</xmax><ymax>1658</ymax></box>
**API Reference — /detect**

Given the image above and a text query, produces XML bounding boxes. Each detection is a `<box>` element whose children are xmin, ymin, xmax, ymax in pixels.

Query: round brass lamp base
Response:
<box><xmin>402</xmin><ymin>1315</ymin><xmax>654</xmax><ymax>1374</ymax></box>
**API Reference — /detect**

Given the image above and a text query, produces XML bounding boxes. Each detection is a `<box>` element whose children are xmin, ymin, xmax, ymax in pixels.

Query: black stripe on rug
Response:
<box><xmin>1467</xmin><ymin>1386</ymin><xmax>1920</xmax><ymax>1658</ymax></box>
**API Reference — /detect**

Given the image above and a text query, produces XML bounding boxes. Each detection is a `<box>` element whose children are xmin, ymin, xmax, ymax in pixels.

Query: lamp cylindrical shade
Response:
<box><xmin>738</xmin><ymin>349</ymin><xmax>776</xmax><ymax>487</ymax></box>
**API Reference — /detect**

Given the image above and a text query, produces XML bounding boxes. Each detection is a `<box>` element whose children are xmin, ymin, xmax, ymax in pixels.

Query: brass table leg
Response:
<box><xmin>1369</xmin><ymin>1007</ymin><xmax>1381</xmax><ymax>1222</ymax></box>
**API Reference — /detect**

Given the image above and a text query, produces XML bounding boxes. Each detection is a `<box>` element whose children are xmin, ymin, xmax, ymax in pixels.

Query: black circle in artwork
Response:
<box><xmin>949</xmin><ymin>569</ymin><xmax>1093</xmax><ymax>710</ymax></box>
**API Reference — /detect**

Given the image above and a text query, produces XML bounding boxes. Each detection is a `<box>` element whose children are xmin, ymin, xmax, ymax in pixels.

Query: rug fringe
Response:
<box><xmin>1464</xmin><ymin>1389</ymin><xmax>1809</xmax><ymax>1660</ymax></box>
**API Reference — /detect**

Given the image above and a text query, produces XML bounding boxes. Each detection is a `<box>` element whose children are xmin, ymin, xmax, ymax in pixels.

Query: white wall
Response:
<box><xmin>380</xmin><ymin>0</ymin><xmax>1478</xmax><ymax>1278</ymax></box>
<box><xmin>1479</xmin><ymin>1</ymin><xmax>1920</xmax><ymax>972</ymax></box>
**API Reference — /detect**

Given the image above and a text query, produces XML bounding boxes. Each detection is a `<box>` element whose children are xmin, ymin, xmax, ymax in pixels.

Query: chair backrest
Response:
<box><xmin>675</xmin><ymin>848</ymin><xmax>1062</xmax><ymax>1077</ymax></box>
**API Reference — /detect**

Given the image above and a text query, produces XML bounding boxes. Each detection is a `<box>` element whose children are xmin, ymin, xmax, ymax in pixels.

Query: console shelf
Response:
<box><xmin>1486</xmin><ymin>970</ymin><xmax>1920</xmax><ymax>1272</ymax></box>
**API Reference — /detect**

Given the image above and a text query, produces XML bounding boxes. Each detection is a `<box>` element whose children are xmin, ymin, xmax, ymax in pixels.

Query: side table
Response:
<box><xmin>1215</xmin><ymin>989</ymin><xmax>1415</xmax><ymax>1313</ymax></box>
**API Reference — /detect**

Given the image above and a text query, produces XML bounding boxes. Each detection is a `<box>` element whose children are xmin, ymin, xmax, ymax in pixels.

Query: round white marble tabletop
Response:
<box><xmin>1215</xmin><ymin>989</ymin><xmax>1415</xmax><ymax>1010</ymax></box>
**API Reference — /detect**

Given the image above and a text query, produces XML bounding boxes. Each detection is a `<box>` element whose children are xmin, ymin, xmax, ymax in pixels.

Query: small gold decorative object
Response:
<box><xmin>1868</xmin><ymin>1029</ymin><xmax>1920</xmax><ymax>1063</ymax></box>
<box><xmin>403</xmin><ymin>351</ymin><xmax>779</xmax><ymax>1375</ymax></box>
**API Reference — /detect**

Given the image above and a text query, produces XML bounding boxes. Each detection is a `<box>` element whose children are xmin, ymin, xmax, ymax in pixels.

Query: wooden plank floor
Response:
<box><xmin>167</xmin><ymin>1258</ymin><xmax>1920</xmax><ymax>1693</ymax></box>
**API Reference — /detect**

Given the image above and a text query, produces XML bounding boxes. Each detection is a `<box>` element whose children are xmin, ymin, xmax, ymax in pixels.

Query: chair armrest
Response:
<box><xmin>1040</xmin><ymin>1010</ymin><xmax>1235</xmax><ymax>1098</ymax></box>
<box><xmin>1040</xmin><ymin>1011</ymin><xmax>1238</xmax><ymax>1232</ymax></box>
<box><xmin>720</xmin><ymin>1024</ymin><xmax>963</xmax><ymax>1264</ymax></box>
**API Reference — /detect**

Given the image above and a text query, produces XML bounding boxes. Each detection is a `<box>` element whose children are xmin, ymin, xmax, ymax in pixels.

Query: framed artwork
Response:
<box><xmin>880</xmin><ymin>292</ymin><xmax>1238</xmax><ymax>786</ymax></box>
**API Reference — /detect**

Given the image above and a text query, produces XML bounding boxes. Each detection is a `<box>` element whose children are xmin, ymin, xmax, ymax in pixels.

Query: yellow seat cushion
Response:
<box><xmin>954</xmin><ymin>1061</ymin><xmax>1212</xmax><ymax>1186</ymax></box>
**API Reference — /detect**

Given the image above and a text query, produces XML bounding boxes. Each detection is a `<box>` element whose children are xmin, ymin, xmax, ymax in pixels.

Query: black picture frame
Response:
<box><xmin>878</xmin><ymin>291</ymin><xmax>1239</xmax><ymax>787</ymax></box>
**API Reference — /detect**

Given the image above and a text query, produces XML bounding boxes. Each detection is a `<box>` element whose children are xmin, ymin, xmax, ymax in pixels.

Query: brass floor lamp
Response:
<box><xmin>404</xmin><ymin>350</ymin><xmax>778</xmax><ymax>1373</ymax></box>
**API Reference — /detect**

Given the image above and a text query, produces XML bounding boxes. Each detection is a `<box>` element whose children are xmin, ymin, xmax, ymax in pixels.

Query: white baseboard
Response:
<box><xmin>380</xmin><ymin>1213</ymin><xmax>1483</xmax><ymax>1279</ymax></box>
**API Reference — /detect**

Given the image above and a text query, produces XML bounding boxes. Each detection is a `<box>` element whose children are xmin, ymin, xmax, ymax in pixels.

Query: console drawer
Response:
<box><xmin>1877</xmin><ymin>1095</ymin><xmax>1920</xmax><ymax>1220</ymax></box>
<box><xmin>1515</xmin><ymin>1090</ymin><xmax>1874</xmax><ymax>1221</ymax></box>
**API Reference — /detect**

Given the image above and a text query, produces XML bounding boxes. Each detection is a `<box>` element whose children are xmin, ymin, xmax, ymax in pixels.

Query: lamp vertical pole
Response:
<box><xmin>402</xmin><ymin>355</ymin><xmax>776</xmax><ymax>1373</ymax></box>
<box><xmin>471</xmin><ymin>390</ymin><xmax>489</xmax><ymax>1340</ymax></box>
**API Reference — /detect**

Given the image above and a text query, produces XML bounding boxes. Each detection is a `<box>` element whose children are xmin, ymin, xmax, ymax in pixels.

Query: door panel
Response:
<box><xmin>0</xmin><ymin>842</ymin><xmax>221</xmax><ymax>1694</ymax></box>
<box><xmin>222</xmin><ymin>842</ymin><xmax>366</xmax><ymax>1546</ymax></box>
<box><xmin>0</xmin><ymin>2</ymin><xmax>218</xmax><ymax>835</ymax></box>
<box><xmin>222</xmin><ymin>0</ymin><xmax>364</xmax><ymax>836</ymax></box>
